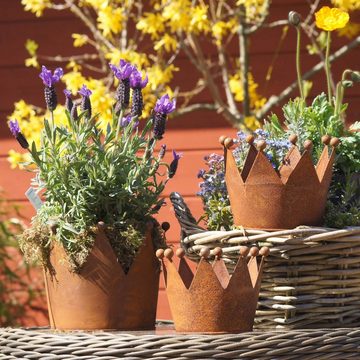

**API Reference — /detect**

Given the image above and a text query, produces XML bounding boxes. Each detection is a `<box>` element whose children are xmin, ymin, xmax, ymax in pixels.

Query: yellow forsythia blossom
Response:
<box><xmin>315</xmin><ymin>6</ymin><xmax>350</xmax><ymax>31</ymax></box>
<box><xmin>189</xmin><ymin>5</ymin><xmax>211</xmax><ymax>34</ymax></box>
<box><xmin>244</xmin><ymin>116</ymin><xmax>261</xmax><ymax>130</ymax></box>
<box><xmin>21</xmin><ymin>0</ymin><xmax>50</xmax><ymax>17</ymax></box>
<box><xmin>237</xmin><ymin>0</ymin><xmax>268</xmax><ymax>22</ymax></box>
<box><xmin>331</xmin><ymin>0</ymin><xmax>360</xmax><ymax>11</ymax></box>
<box><xmin>72</xmin><ymin>34</ymin><xmax>89</xmax><ymax>47</ymax></box>
<box><xmin>154</xmin><ymin>34</ymin><xmax>178</xmax><ymax>53</ymax></box>
<box><xmin>97</xmin><ymin>6</ymin><xmax>123</xmax><ymax>37</ymax></box>
<box><xmin>105</xmin><ymin>49</ymin><xmax>149</xmax><ymax>70</ymax></box>
<box><xmin>136</xmin><ymin>13</ymin><xmax>165</xmax><ymax>39</ymax></box>
<box><xmin>25</xmin><ymin>56</ymin><xmax>39</xmax><ymax>68</ymax></box>
<box><xmin>162</xmin><ymin>0</ymin><xmax>192</xmax><ymax>32</ymax></box>
<box><xmin>229</xmin><ymin>73</ymin><xmax>267</xmax><ymax>111</ymax></box>
<box><xmin>337</xmin><ymin>22</ymin><xmax>360</xmax><ymax>38</ymax></box>
<box><xmin>147</xmin><ymin>64</ymin><xmax>179</xmax><ymax>91</ymax></box>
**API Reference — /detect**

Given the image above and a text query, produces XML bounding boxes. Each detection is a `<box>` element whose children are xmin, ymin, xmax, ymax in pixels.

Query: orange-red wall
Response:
<box><xmin>0</xmin><ymin>0</ymin><xmax>359</xmax><ymax>324</ymax></box>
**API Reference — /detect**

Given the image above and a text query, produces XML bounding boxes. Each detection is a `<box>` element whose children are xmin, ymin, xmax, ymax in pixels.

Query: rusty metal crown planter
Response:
<box><xmin>156</xmin><ymin>245</ymin><xmax>269</xmax><ymax>333</ymax></box>
<box><xmin>220</xmin><ymin>135</ymin><xmax>340</xmax><ymax>229</ymax></box>
<box><xmin>44</xmin><ymin>222</ymin><xmax>159</xmax><ymax>331</ymax></box>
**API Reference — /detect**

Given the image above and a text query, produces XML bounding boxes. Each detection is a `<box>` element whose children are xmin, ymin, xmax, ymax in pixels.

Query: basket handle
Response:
<box><xmin>169</xmin><ymin>192</ymin><xmax>205</xmax><ymax>244</ymax></box>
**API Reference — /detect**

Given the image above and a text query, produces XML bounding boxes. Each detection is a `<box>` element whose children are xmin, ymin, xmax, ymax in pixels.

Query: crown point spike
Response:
<box><xmin>224</xmin><ymin>137</ymin><xmax>234</xmax><ymax>149</ymax></box>
<box><xmin>156</xmin><ymin>248</ymin><xmax>165</xmax><ymax>259</ymax></box>
<box><xmin>176</xmin><ymin>248</ymin><xmax>185</xmax><ymax>258</ymax></box>
<box><xmin>288</xmin><ymin>134</ymin><xmax>298</xmax><ymax>145</ymax></box>
<box><xmin>213</xmin><ymin>247</ymin><xmax>223</xmax><ymax>259</ymax></box>
<box><xmin>259</xmin><ymin>247</ymin><xmax>270</xmax><ymax>257</ymax></box>
<box><xmin>246</xmin><ymin>134</ymin><xmax>255</xmax><ymax>145</ymax></box>
<box><xmin>239</xmin><ymin>246</ymin><xmax>250</xmax><ymax>257</ymax></box>
<box><xmin>200</xmin><ymin>247</ymin><xmax>210</xmax><ymax>259</ymax></box>
<box><xmin>249</xmin><ymin>247</ymin><xmax>259</xmax><ymax>257</ymax></box>
<box><xmin>330</xmin><ymin>137</ymin><xmax>340</xmax><ymax>148</ymax></box>
<box><xmin>164</xmin><ymin>248</ymin><xmax>174</xmax><ymax>260</ymax></box>
<box><xmin>321</xmin><ymin>134</ymin><xmax>331</xmax><ymax>145</ymax></box>
<box><xmin>219</xmin><ymin>135</ymin><xmax>227</xmax><ymax>145</ymax></box>
<box><xmin>256</xmin><ymin>140</ymin><xmax>266</xmax><ymax>151</ymax></box>
<box><xmin>303</xmin><ymin>139</ymin><xmax>313</xmax><ymax>151</ymax></box>
<box><xmin>161</xmin><ymin>222</ymin><xmax>170</xmax><ymax>232</ymax></box>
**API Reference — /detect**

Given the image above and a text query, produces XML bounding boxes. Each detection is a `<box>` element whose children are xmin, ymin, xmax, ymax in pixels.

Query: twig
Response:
<box><xmin>257</xmin><ymin>35</ymin><xmax>360</xmax><ymax>118</ymax></box>
<box><xmin>173</xmin><ymin>103</ymin><xmax>217</xmax><ymax>117</ymax></box>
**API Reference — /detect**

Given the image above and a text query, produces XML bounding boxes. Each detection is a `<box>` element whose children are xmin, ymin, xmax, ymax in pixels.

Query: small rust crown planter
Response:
<box><xmin>44</xmin><ymin>222</ymin><xmax>160</xmax><ymax>331</ymax></box>
<box><xmin>220</xmin><ymin>135</ymin><xmax>340</xmax><ymax>230</ymax></box>
<box><xmin>157</xmin><ymin>246</ymin><xmax>269</xmax><ymax>333</ymax></box>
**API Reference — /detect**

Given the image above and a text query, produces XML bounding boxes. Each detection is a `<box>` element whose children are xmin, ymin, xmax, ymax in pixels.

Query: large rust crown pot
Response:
<box><xmin>44</xmin><ymin>222</ymin><xmax>160</xmax><ymax>330</ymax></box>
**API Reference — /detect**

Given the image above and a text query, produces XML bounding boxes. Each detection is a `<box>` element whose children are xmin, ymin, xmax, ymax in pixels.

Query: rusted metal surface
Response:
<box><xmin>44</xmin><ymin>222</ymin><xmax>160</xmax><ymax>331</ymax></box>
<box><xmin>157</xmin><ymin>246</ymin><xmax>269</xmax><ymax>334</ymax></box>
<box><xmin>221</xmin><ymin>135</ymin><xmax>339</xmax><ymax>230</ymax></box>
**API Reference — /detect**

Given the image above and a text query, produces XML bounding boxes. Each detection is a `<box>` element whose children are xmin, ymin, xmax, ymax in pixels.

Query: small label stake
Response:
<box><xmin>25</xmin><ymin>187</ymin><xmax>43</xmax><ymax>211</ymax></box>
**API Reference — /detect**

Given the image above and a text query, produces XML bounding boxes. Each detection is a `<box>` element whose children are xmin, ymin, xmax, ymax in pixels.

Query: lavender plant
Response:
<box><xmin>11</xmin><ymin>62</ymin><xmax>178</xmax><ymax>272</ymax></box>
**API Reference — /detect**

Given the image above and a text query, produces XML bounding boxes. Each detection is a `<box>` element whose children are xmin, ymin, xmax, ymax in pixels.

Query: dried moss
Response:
<box><xmin>18</xmin><ymin>217</ymin><xmax>165</xmax><ymax>274</ymax></box>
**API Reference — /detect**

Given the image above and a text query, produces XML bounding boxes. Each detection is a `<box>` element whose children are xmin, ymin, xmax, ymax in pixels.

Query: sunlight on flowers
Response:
<box><xmin>21</xmin><ymin>0</ymin><xmax>50</xmax><ymax>17</ymax></box>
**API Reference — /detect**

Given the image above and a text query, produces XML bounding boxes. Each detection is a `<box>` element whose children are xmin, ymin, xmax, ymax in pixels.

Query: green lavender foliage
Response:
<box><xmin>25</xmin><ymin>110</ymin><xmax>172</xmax><ymax>270</ymax></box>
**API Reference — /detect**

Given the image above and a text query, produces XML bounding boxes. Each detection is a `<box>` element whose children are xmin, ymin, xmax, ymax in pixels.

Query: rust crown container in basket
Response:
<box><xmin>44</xmin><ymin>222</ymin><xmax>160</xmax><ymax>331</ymax></box>
<box><xmin>157</xmin><ymin>245</ymin><xmax>269</xmax><ymax>333</ymax></box>
<box><xmin>220</xmin><ymin>134</ymin><xmax>340</xmax><ymax>230</ymax></box>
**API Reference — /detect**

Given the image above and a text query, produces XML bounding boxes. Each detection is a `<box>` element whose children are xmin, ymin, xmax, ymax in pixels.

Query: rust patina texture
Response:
<box><xmin>44</xmin><ymin>222</ymin><xmax>160</xmax><ymax>330</ymax></box>
<box><xmin>220</xmin><ymin>135</ymin><xmax>339</xmax><ymax>230</ymax></box>
<box><xmin>158</xmin><ymin>246</ymin><xmax>269</xmax><ymax>333</ymax></box>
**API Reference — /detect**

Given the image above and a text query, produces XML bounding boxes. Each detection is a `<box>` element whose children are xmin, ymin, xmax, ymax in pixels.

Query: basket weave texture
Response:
<box><xmin>2</xmin><ymin>327</ymin><xmax>360</xmax><ymax>359</ymax></box>
<box><xmin>170</xmin><ymin>192</ymin><xmax>360</xmax><ymax>329</ymax></box>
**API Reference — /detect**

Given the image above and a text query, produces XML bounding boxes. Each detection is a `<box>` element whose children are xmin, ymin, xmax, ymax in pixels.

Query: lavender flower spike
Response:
<box><xmin>8</xmin><ymin>119</ymin><xmax>29</xmax><ymax>149</ymax></box>
<box><xmin>39</xmin><ymin>66</ymin><xmax>63</xmax><ymax>112</ymax></box>
<box><xmin>9</xmin><ymin>119</ymin><xmax>20</xmax><ymax>137</ymax></box>
<box><xmin>63</xmin><ymin>89</ymin><xmax>73</xmax><ymax>113</ymax></box>
<box><xmin>130</xmin><ymin>68</ymin><xmax>148</xmax><ymax>117</ymax></box>
<box><xmin>155</xmin><ymin>94</ymin><xmax>176</xmax><ymax>114</ymax></box>
<box><xmin>39</xmin><ymin>66</ymin><xmax>63</xmax><ymax>87</ymax></box>
<box><xmin>153</xmin><ymin>94</ymin><xmax>176</xmax><ymax>140</ymax></box>
<box><xmin>130</xmin><ymin>69</ymin><xmax>148</xmax><ymax>89</ymax></box>
<box><xmin>169</xmin><ymin>150</ymin><xmax>182</xmax><ymax>178</ymax></box>
<box><xmin>109</xmin><ymin>59</ymin><xmax>135</xmax><ymax>80</ymax></box>
<box><xmin>78</xmin><ymin>85</ymin><xmax>92</xmax><ymax>119</ymax></box>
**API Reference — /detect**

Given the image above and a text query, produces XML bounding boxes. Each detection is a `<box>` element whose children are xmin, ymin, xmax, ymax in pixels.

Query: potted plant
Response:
<box><xmin>169</xmin><ymin>6</ymin><xmax>360</xmax><ymax>329</ymax></box>
<box><xmin>9</xmin><ymin>60</ymin><xmax>179</xmax><ymax>330</ymax></box>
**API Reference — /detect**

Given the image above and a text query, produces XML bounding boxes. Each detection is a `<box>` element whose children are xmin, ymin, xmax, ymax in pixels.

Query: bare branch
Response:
<box><xmin>173</xmin><ymin>103</ymin><xmax>217</xmax><ymax>117</ymax></box>
<box><xmin>257</xmin><ymin>35</ymin><xmax>360</xmax><ymax>119</ymax></box>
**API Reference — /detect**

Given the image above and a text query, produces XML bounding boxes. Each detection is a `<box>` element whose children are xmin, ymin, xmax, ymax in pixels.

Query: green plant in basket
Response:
<box><xmin>197</xmin><ymin>6</ymin><xmax>360</xmax><ymax>230</ymax></box>
<box><xmin>9</xmin><ymin>61</ymin><xmax>179</xmax><ymax>273</ymax></box>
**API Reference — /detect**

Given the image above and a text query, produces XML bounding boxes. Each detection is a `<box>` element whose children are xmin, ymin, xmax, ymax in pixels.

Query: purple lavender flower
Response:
<box><xmin>78</xmin><ymin>85</ymin><xmax>92</xmax><ymax>119</ymax></box>
<box><xmin>63</xmin><ymin>89</ymin><xmax>73</xmax><ymax>113</ymax></box>
<box><xmin>71</xmin><ymin>104</ymin><xmax>78</xmax><ymax>121</ymax></box>
<box><xmin>154</xmin><ymin>94</ymin><xmax>176</xmax><ymax>114</ymax></box>
<box><xmin>109</xmin><ymin>60</ymin><xmax>135</xmax><ymax>80</ymax></box>
<box><xmin>120</xmin><ymin>114</ymin><xmax>139</xmax><ymax>129</ymax></box>
<box><xmin>39</xmin><ymin>66</ymin><xmax>63</xmax><ymax>112</ymax></box>
<box><xmin>130</xmin><ymin>69</ymin><xmax>148</xmax><ymax>89</ymax></box>
<box><xmin>169</xmin><ymin>150</ymin><xmax>182</xmax><ymax>178</ymax></box>
<box><xmin>130</xmin><ymin>69</ymin><xmax>148</xmax><ymax>117</ymax></box>
<box><xmin>152</xmin><ymin>94</ymin><xmax>176</xmax><ymax>140</ymax></box>
<box><xmin>39</xmin><ymin>66</ymin><xmax>63</xmax><ymax>87</ymax></box>
<box><xmin>8</xmin><ymin>119</ymin><xmax>29</xmax><ymax>149</ymax></box>
<box><xmin>197</xmin><ymin>169</ymin><xmax>206</xmax><ymax>179</ymax></box>
<box><xmin>9</xmin><ymin>120</ymin><xmax>20</xmax><ymax>137</ymax></box>
<box><xmin>110</xmin><ymin>60</ymin><xmax>136</xmax><ymax>113</ymax></box>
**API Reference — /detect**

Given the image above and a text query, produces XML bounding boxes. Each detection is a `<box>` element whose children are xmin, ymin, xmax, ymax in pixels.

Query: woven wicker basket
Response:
<box><xmin>170</xmin><ymin>192</ymin><xmax>360</xmax><ymax>330</ymax></box>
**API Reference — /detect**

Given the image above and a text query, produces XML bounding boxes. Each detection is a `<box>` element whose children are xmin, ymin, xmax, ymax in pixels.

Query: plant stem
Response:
<box><xmin>325</xmin><ymin>31</ymin><xmax>332</xmax><ymax>104</ymax></box>
<box><xmin>296</xmin><ymin>27</ymin><xmax>304</xmax><ymax>101</ymax></box>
